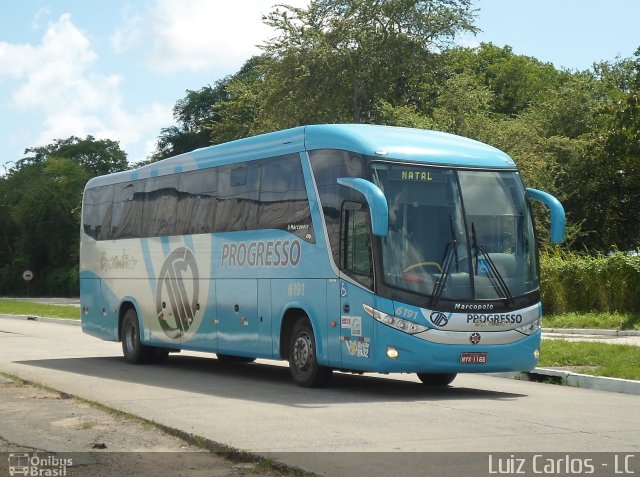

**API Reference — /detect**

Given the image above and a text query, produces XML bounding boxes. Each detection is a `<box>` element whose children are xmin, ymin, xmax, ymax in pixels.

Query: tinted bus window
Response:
<box><xmin>143</xmin><ymin>175</ymin><xmax>179</xmax><ymax>237</ymax></box>
<box><xmin>216</xmin><ymin>162</ymin><xmax>260</xmax><ymax>232</ymax></box>
<box><xmin>112</xmin><ymin>182</ymin><xmax>142</xmax><ymax>239</ymax></box>
<box><xmin>259</xmin><ymin>154</ymin><xmax>314</xmax><ymax>241</ymax></box>
<box><xmin>309</xmin><ymin>149</ymin><xmax>366</xmax><ymax>267</ymax></box>
<box><xmin>82</xmin><ymin>185</ymin><xmax>113</xmax><ymax>240</ymax></box>
<box><xmin>178</xmin><ymin>169</ymin><xmax>217</xmax><ymax>235</ymax></box>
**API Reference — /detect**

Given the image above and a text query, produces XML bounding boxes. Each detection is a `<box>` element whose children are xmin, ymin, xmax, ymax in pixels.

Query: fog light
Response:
<box><xmin>534</xmin><ymin>349</ymin><xmax>540</xmax><ymax>359</ymax></box>
<box><xmin>386</xmin><ymin>347</ymin><xmax>399</xmax><ymax>360</ymax></box>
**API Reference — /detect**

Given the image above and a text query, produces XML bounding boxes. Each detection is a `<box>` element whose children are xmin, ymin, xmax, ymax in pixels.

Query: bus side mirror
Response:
<box><xmin>337</xmin><ymin>178</ymin><xmax>388</xmax><ymax>236</ymax></box>
<box><xmin>526</xmin><ymin>188</ymin><xmax>566</xmax><ymax>244</ymax></box>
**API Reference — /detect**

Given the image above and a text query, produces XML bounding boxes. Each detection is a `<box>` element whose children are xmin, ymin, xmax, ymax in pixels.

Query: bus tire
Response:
<box><xmin>288</xmin><ymin>318</ymin><xmax>332</xmax><ymax>387</ymax></box>
<box><xmin>216</xmin><ymin>354</ymin><xmax>256</xmax><ymax>363</ymax></box>
<box><xmin>121</xmin><ymin>308</ymin><xmax>153</xmax><ymax>364</ymax></box>
<box><xmin>416</xmin><ymin>372</ymin><xmax>457</xmax><ymax>386</ymax></box>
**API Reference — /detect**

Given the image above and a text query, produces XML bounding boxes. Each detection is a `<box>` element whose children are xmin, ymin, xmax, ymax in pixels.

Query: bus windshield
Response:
<box><xmin>371</xmin><ymin>163</ymin><xmax>538</xmax><ymax>303</ymax></box>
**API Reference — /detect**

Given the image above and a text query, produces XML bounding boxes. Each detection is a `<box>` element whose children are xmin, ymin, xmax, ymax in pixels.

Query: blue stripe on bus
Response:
<box><xmin>161</xmin><ymin>236</ymin><xmax>170</xmax><ymax>256</ymax></box>
<box><xmin>140</xmin><ymin>238</ymin><xmax>157</xmax><ymax>297</ymax></box>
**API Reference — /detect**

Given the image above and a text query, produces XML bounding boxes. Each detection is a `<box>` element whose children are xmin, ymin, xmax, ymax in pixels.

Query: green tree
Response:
<box><xmin>207</xmin><ymin>57</ymin><xmax>277</xmax><ymax>143</ymax></box>
<box><xmin>429</xmin><ymin>72</ymin><xmax>494</xmax><ymax>137</ymax></box>
<box><xmin>513</xmin><ymin>52</ymin><xmax>640</xmax><ymax>251</ymax></box>
<box><xmin>151</xmin><ymin>84</ymin><xmax>228</xmax><ymax>161</ymax></box>
<box><xmin>19</xmin><ymin>136</ymin><xmax>128</xmax><ymax>177</ymax></box>
<box><xmin>259</xmin><ymin>0</ymin><xmax>478</xmax><ymax>125</ymax></box>
<box><xmin>445</xmin><ymin>43</ymin><xmax>568</xmax><ymax>116</ymax></box>
<box><xmin>11</xmin><ymin>159</ymin><xmax>88</xmax><ymax>270</ymax></box>
<box><xmin>0</xmin><ymin>136</ymin><xmax>128</xmax><ymax>296</ymax></box>
<box><xmin>595</xmin><ymin>48</ymin><xmax>640</xmax><ymax>250</ymax></box>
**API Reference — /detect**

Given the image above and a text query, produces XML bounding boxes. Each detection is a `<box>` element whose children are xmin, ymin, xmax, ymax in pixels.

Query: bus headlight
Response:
<box><xmin>363</xmin><ymin>305</ymin><xmax>428</xmax><ymax>335</ymax></box>
<box><xmin>516</xmin><ymin>318</ymin><xmax>541</xmax><ymax>336</ymax></box>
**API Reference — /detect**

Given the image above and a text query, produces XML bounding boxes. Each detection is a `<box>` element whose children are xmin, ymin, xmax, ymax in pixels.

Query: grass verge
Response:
<box><xmin>539</xmin><ymin>340</ymin><xmax>640</xmax><ymax>381</ymax></box>
<box><xmin>0</xmin><ymin>298</ymin><xmax>80</xmax><ymax>320</ymax></box>
<box><xmin>543</xmin><ymin>311</ymin><xmax>640</xmax><ymax>330</ymax></box>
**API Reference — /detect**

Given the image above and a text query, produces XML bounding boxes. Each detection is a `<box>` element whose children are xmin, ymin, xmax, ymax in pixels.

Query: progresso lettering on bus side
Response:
<box><xmin>221</xmin><ymin>239</ymin><xmax>302</xmax><ymax>268</ymax></box>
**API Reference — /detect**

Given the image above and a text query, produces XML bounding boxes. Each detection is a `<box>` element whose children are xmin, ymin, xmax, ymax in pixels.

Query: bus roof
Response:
<box><xmin>86</xmin><ymin>124</ymin><xmax>516</xmax><ymax>188</ymax></box>
<box><xmin>304</xmin><ymin>124</ymin><xmax>515</xmax><ymax>167</ymax></box>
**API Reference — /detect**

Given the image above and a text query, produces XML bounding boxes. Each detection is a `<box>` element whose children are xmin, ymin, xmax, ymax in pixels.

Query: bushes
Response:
<box><xmin>540</xmin><ymin>250</ymin><xmax>640</xmax><ymax>314</ymax></box>
<box><xmin>45</xmin><ymin>266</ymin><xmax>79</xmax><ymax>297</ymax></box>
<box><xmin>0</xmin><ymin>264</ymin><xmax>78</xmax><ymax>297</ymax></box>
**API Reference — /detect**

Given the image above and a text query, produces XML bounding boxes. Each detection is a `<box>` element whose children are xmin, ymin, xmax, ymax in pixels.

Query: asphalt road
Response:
<box><xmin>1</xmin><ymin>315</ymin><xmax>639</xmax><ymax>476</ymax></box>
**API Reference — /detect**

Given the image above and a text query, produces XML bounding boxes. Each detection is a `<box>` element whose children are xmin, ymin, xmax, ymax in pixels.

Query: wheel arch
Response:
<box><xmin>279</xmin><ymin>306</ymin><xmax>324</xmax><ymax>362</ymax></box>
<box><xmin>117</xmin><ymin>298</ymin><xmax>143</xmax><ymax>342</ymax></box>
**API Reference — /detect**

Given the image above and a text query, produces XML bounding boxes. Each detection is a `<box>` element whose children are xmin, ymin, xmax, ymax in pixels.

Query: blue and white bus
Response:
<box><xmin>80</xmin><ymin>124</ymin><xmax>565</xmax><ymax>387</ymax></box>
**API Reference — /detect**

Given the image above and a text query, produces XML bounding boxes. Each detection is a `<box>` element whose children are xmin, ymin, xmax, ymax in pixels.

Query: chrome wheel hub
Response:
<box><xmin>293</xmin><ymin>333</ymin><xmax>312</xmax><ymax>371</ymax></box>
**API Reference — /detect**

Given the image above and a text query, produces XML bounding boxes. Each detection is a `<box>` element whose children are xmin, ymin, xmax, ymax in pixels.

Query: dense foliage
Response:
<box><xmin>0</xmin><ymin>0</ymin><xmax>638</xmax><ymax>297</ymax></box>
<box><xmin>541</xmin><ymin>251</ymin><xmax>640</xmax><ymax>314</ymax></box>
<box><xmin>0</xmin><ymin>137</ymin><xmax>128</xmax><ymax>295</ymax></box>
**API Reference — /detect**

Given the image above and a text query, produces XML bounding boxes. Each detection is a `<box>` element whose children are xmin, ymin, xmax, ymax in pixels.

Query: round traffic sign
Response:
<box><xmin>22</xmin><ymin>270</ymin><xmax>34</xmax><ymax>282</ymax></box>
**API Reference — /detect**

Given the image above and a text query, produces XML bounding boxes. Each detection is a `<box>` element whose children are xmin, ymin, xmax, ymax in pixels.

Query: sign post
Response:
<box><xmin>22</xmin><ymin>269</ymin><xmax>34</xmax><ymax>297</ymax></box>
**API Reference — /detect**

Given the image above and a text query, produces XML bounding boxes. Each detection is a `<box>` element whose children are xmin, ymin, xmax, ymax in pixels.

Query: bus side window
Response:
<box><xmin>341</xmin><ymin>201</ymin><xmax>373</xmax><ymax>289</ymax></box>
<box><xmin>83</xmin><ymin>185</ymin><xmax>113</xmax><ymax>240</ymax></box>
<box><xmin>112</xmin><ymin>182</ymin><xmax>143</xmax><ymax>239</ymax></box>
<box><xmin>178</xmin><ymin>169</ymin><xmax>217</xmax><ymax>235</ymax></box>
<box><xmin>141</xmin><ymin>176</ymin><xmax>179</xmax><ymax>237</ymax></box>
<box><xmin>258</xmin><ymin>154</ymin><xmax>314</xmax><ymax>241</ymax></box>
<box><xmin>216</xmin><ymin>162</ymin><xmax>260</xmax><ymax>232</ymax></box>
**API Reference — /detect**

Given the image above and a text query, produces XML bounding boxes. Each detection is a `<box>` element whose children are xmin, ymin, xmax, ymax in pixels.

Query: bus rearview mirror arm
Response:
<box><xmin>526</xmin><ymin>188</ymin><xmax>566</xmax><ymax>244</ymax></box>
<box><xmin>337</xmin><ymin>178</ymin><xmax>389</xmax><ymax>236</ymax></box>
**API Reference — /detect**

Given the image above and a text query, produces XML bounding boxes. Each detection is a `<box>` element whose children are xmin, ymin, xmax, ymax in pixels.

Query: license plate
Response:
<box><xmin>460</xmin><ymin>352</ymin><xmax>488</xmax><ymax>364</ymax></box>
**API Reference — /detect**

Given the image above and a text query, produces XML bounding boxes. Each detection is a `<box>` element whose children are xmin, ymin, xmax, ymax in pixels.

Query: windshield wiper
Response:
<box><xmin>471</xmin><ymin>222</ymin><xmax>514</xmax><ymax>304</ymax></box>
<box><xmin>431</xmin><ymin>214</ymin><xmax>458</xmax><ymax>306</ymax></box>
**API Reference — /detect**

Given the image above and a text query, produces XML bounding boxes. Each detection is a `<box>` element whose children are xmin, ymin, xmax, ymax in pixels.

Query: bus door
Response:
<box><xmin>339</xmin><ymin>202</ymin><xmax>375</xmax><ymax>367</ymax></box>
<box><xmin>340</xmin><ymin>280</ymin><xmax>375</xmax><ymax>367</ymax></box>
<box><xmin>216</xmin><ymin>279</ymin><xmax>259</xmax><ymax>356</ymax></box>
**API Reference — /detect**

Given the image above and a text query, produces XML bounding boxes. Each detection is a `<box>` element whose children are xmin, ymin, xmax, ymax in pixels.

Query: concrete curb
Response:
<box><xmin>493</xmin><ymin>367</ymin><xmax>640</xmax><ymax>395</ymax></box>
<box><xmin>0</xmin><ymin>314</ymin><xmax>81</xmax><ymax>326</ymax></box>
<box><xmin>543</xmin><ymin>327</ymin><xmax>640</xmax><ymax>336</ymax></box>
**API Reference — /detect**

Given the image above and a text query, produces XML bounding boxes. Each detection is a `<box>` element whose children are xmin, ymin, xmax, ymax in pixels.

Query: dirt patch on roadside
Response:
<box><xmin>0</xmin><ymin>376</ymin><xmax>297</xmax><ymax>476</ymax></box>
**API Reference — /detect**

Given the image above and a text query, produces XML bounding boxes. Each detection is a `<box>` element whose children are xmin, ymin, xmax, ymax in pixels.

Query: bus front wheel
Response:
<box><xmin>121</xmin><ymin>308</ymin><xmax>154</xmax><ymax>364</ymax></box>
<box><xmin>288</xmin><ymin>318</ymin><xmax>332</xmax><ymax>387</ymax></box>
<box><xmin>417</xmin><ymin>372</ymin><xmax>457</xmax><ymax>386</ymax></box>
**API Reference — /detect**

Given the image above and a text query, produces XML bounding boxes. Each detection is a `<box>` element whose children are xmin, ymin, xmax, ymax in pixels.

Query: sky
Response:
<box><xmin>0</xmin><ymin>0</ymin><xmax>638</xmax><ymax>173</ymax></box>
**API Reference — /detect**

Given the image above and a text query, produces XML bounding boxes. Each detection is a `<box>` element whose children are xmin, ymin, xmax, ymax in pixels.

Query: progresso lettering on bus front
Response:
<box><xmin>467</xmin><ymin>313</ymin><xmax>523</xmax><ymax>325</ymax></box>
<box><xmin>220</xmin><ymin>239</ymin><xmax>302</xmax><ymax>268</ymax></box>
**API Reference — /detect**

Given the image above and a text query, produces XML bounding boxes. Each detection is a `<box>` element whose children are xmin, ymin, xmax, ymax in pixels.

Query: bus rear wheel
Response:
<box><xmin>121</xmin><ymin>308</ymin><xmax>154</xmax><ymax>364</ymax></box>
<box><xmin>417</xmin><ymin>373</ymin><xmax>457</xmax><ymax>386</ymax></box>
<box><xmin>288</xmin><ymin>318</ymin><xmax>332</xmax><ymax>387</ymax></box>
